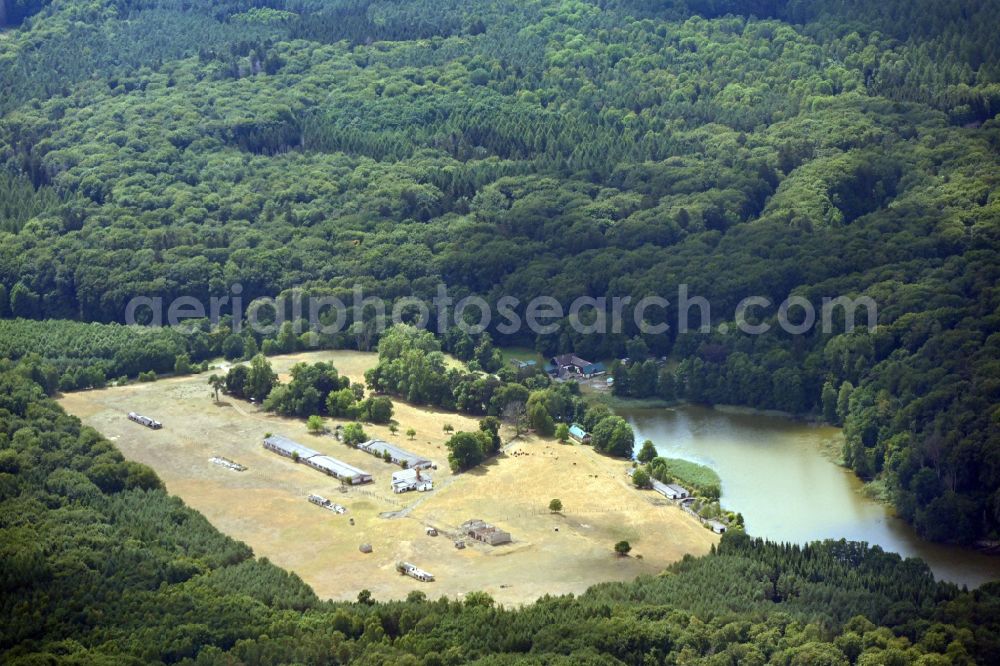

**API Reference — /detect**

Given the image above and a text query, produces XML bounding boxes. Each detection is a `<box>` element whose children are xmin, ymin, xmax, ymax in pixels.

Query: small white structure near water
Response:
<box><xmin>708</xmin><ymin>520</ymin><xmax>728</xmax><ymax>534</ymax></box>
<box><xmin>651</xmin><ymin>480</ymin><xmax>690</xmax><ymax>500</ymax></box>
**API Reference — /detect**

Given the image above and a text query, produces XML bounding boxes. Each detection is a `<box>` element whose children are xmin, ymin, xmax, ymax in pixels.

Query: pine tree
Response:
<box><xmin>822</xmin><ymin>381</ymin><xmax>839</xmax><ymax>424</ymax></box>
<box><xmin>837</xmin><ymin>381</ymin><xmax>854</xmax><ymax>424</ymax></box>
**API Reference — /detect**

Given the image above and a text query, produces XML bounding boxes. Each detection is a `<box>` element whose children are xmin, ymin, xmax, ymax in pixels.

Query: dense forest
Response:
<box><xmin>1</xmin><ymin>1</ymin><xmax>1000</xmax><ymax>657</ymax></box>
<box><xmin>2</xmin><ymin>360</ymin><xmax>1000</xmax><ymax>663</ymax></box>
<box><xmin>0</xmin><ymin>0</ymin><xmax>996</xmax><ymax>571</ymax></box>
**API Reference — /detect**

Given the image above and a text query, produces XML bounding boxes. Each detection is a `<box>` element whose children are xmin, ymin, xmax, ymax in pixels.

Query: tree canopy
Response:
<box><xmin>1</xmin><ymin>350</ymin><xmax>999</xmax><ymax>666</ymax></box>
<box><xmin>0</xmin><ymin>0</ymin><xmax>996</xmax><ymax>544</ymax></box>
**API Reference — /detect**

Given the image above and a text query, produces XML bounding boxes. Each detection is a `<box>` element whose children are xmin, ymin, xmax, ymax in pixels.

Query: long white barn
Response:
<box><xmin>358</xmin><ymin>439</ymin><xmax>433</xmax><ymax>470</ymax></box>
<box><xmin>263</xmin><ymin>435</ymin><xmax>372</xmax><ymax>485</ymax></box>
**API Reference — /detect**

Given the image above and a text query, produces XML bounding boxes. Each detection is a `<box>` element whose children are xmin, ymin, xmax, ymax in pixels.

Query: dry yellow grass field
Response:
<box><xmin>58</xmin><ymin>350</ymin><xmax>717</xmax><ymax>605</ymax></box>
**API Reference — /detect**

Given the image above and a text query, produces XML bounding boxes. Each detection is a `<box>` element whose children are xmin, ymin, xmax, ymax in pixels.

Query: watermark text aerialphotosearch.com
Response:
<box><xmin>125</xmin><ymin>284</ymin><xmax>877</xmax><ymax>340</ymax></box>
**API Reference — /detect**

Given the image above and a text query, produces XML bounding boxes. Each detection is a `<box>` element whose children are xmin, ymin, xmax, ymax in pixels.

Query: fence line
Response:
<box><xmin>347</xmin><ymin>487</ymin><xmax>403</xmax><ymax>507</ymax></box>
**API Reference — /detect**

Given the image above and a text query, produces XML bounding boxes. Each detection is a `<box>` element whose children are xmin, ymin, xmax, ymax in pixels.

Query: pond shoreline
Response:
<box><xmin>618</xmin><ymin>402</ymin><xmax>1000</xmax><ymax>588</ymax></box>
<box><xmin>610</xmin><ymin>398</ymin><xmax>1000</xmax><ymax>559</ymax></box>
<box><xmin>643</xmin><ymin>400</ymin><xmax>1000</xmax><ymax>560</ymax></box>
<box><xmin>585</xmin><ymin>389</ymin><xmax>829</xmax><ymax>425</ymax></box>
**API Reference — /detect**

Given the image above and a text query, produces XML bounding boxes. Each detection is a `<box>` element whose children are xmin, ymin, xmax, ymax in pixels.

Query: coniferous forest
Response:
<box><xmin>1</xmin><ymin>0</ymin><xmax>1000</xmax><ymax>661</ymax></box>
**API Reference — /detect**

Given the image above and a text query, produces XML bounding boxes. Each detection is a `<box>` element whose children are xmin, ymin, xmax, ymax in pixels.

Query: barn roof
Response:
<box><xmin>264</xmin><ymin>435</ymin><xmax>371</xmax><ymax>480</ymax></box>
<box><xmin>264</xmin><ymin>434</ymin><xmax>318</xmax><ymax>459</ymax></box>
<box><xmin>359</xmin><ymin>439</ymin><xmax>432</xmax><ymax>468</ymax></box>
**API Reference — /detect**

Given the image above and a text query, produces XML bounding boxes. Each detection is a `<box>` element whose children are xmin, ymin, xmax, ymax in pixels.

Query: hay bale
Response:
<box><xmin>359</xmin><ymin>543</ymin><xmax>373</xmax><ymax>554</ymax></box>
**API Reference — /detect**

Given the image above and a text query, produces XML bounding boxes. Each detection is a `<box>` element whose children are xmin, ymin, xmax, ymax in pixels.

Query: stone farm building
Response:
<box><xmin>651</xmin><ymin>480</ymin><xmax>690</xmax><ymax>500</ymax></box>
<box><xmin>462</xmin><ymin>519</ymin><xmax>512</xmax><ymax>545</ymax></box>
<box><xmin>391</xmin><ymin>468</ymin><xmax>433</xmax><ymax>494</ymax></box>
<box><xmin>358</xmin><ymin>439</ymin><xmax>433</xmax><ymax>470</ymax></box>
<box><xmin>263</xmin><ymin>435</ymin><xmax>373</xmax><ymax>485</ymax></box>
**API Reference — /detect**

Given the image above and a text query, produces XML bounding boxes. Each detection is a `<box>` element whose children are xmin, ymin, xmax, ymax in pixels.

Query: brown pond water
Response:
<box><xmin>622</xmin><ymin>404</ymin><xmax>1000</xmax><ymax>588</ymax></box>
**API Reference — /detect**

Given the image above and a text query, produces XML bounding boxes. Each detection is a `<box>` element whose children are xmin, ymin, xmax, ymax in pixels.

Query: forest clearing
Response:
<box><xmin>58</xmin><ymin>350</ymin><xmax>716</xmax><ymax>604</ymax></box>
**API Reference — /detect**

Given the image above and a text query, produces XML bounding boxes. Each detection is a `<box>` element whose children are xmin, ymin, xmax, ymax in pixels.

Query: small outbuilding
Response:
<box><xmin>128</xmin><ymin>412</ymin><xmax>162</xmax><ymax>429</ymax></box>
<box><xmin>392</xmin><ymin>468</ymin><xmax>433</xmax><ymax>494</ymax></box>
<box><xmin>308</xmin><ymin>494</ymin><xmax>347</xmax><ymax>514</ymax></box>
<box><xmin>462</xmin><ymin>519</ymin><xmax>512</xmax><ymax>546</ymax></box>
<box><xmin>568</xmin><ymin>424</ymin><xmax>591</xmax><ymax>444</ymax></box>
<box><xmin>666</xmin><ymin>483</ymin><xmax>689</xmax><ymax>499</ymax></box>
<box><xmin>397</xmin><ymin>561</ymin><xmax>434</xmax><ymax>582</ymax></box>
<box><xmin>708</xmin><ymin>520</ymin><xmax>728</xmax><ymax>534</ymax></box>
<box><xmin>651</xmin><ymin>480</ymin><xmax>690</xmax><ymax>501</ymax></box>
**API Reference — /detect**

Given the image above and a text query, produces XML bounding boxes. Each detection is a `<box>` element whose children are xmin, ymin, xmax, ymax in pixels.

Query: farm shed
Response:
<box><xmin>263</xmin><ymin>435</ymin><xmax>373</xmax><ymax>484</ymax></box>
<box><xmin>708</xmin><ymin>520</ymin><xmax>728</xmax><ymax>534</ymax></box>
<box><xmin>358</xmin><ymin>439</ymin><xmax>433</xmax><ymax>470</ymax></box>
<box><xmin>568</xmin><ymin>424</ymin><xmax>591</xmax><ymax>444</ymax></box>
<box><xmin>652</xmin><ymin>480</ymin><xmax>689</xmax><ymax>500</ymax></box>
